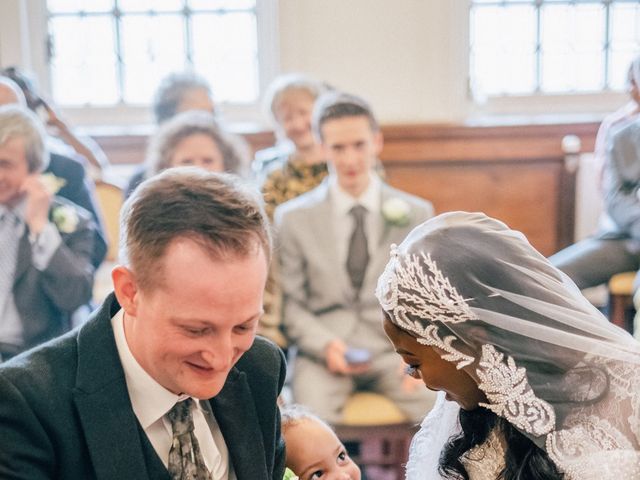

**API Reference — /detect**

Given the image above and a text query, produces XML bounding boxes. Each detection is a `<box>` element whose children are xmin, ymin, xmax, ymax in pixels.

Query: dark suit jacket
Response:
<box><xmin>46</xmin><ymin>152</ymin><xmax>108</xmax><ymax>268</ymax></box>
<box><xmin>0</xmin><ymin>293</ymin><xmax>287</xmax><ymax>480</ymax></box>
<box><xmin>13</xmin><ymin>197</ymin><xmax>96</xmax><ymax>352</ymax></box>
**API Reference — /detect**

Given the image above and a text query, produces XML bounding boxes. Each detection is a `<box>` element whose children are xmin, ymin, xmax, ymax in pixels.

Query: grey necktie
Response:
<box><xmin>167</xmin><ymin>398</ymin><xmax>213</xmax><ymax>480</ymax></box>
<box><xmin>346</xmin><ymin>205</ymin><xmax>369</xmax><ymax>295</ymax></box>
<box><xmin>0</xmin><ymin>211</ymin><xmax>19</xmax><ymax>315</ymax></box>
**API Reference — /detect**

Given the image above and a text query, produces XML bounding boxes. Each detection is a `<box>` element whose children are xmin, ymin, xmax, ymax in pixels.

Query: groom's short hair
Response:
<box><xmin>119</xmin><ymin>167</ymin><xmax>271</xmax><ymax>290</ymax></box>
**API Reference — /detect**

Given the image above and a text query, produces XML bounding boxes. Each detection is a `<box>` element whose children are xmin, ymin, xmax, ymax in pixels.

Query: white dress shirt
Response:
<box><xmin>329</xmin><ymin>172</ymin><xmax>383</xmax><ymax>267</ymax></box>
<box><xmin>111</xmin><ymin>310</ymin><xmax>235</xmax><ymax>479</ymax></box>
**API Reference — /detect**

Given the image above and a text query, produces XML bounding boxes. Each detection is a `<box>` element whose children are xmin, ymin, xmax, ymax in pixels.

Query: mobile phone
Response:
<box><xmin>344</xmin><ymin>348</ymin><xmax>372</xmax><ymax>365</ymax></box>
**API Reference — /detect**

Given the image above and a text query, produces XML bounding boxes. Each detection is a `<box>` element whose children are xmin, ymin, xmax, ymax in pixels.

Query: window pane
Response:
<box><xmin>188</xmin><ymin>0</ymin><xmax>255</xmax><ymax>10</ymax></box>
<box><xmin>47</xmin><ymin>0</ymin><xmax>113</xmax><ymax>13</ymax></box>
<box><xmin>118</xmin><ymin>0</ymin><xmax>184</xmax><ymax>13</ymax></box>
<box><xmin>470</xmin><ymin>5</ymin><xmax>536</xmax><ymax>95</ymax></box>
<box><xmin>540</xmin><ymin>4</ymin><xmax>605</xmax><ymax>92</ymax></box>
<box><xmin>191</xmin><ymin>12</ymin><xmax>258</xmax><ymax>103</ymax></box>
<box><xmin>120</xmin><ymin>14</ymin><xmax>187</xmax><ymax>103</ymax></box>
<box><xmin>609</xmin><ymin>3</ymin><xmax>640</xmax><ymax>89</ymax></box>
<box><xmin>48</xmin><ymin>15</ymin><xmax>118</xmax><ymax>105</ymax></box>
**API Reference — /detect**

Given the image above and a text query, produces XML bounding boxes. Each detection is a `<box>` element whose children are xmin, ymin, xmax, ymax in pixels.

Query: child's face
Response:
<box><xmin>284</xmin><ymin>418</ymin><xmax>361</xmax><ymax>480</ymax></box>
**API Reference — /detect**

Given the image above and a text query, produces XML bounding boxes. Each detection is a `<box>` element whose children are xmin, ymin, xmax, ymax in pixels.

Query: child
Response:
<box><xmin>281</xmin><ymin>405</ymin><xmax>361</xmax><ymax>480</ymax></box>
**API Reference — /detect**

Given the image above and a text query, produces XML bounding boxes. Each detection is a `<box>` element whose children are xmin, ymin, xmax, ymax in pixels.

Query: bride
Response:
<box><xmin>376</xmin><ymin>211</ymin><xmax>640</xmax><ymax>479</ymax></box>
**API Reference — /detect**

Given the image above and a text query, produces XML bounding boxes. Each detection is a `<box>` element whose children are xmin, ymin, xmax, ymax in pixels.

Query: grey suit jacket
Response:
<box><xmin>12</xmin><ymin>197</ymin><xmax>95</xmax><ymax>352</ymax></box>
<box><xmin>275</xmin><ymin>180</ymin><xmax>434</xmax><ymax>361</ymax></box>
<box><xmin>0</xmin><ymin>293</ymin><xmax>287</xmax><ymax>480</ymax></box>
<box><xmin>602</xmin><ymin>118</ymin><xmax>640</xmax><ymax>240</ymax></box>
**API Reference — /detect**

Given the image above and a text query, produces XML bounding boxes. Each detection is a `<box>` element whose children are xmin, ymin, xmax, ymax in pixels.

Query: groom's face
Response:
<box><xmin>120</xmin><ymin>237</ymin><xmax>267</xmax><ymax>399</ymax></box>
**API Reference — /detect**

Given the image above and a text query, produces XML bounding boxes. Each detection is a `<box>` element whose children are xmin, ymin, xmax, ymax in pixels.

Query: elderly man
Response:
<box><xmin>0</xmin><ymin>168</ymin><xmax>285</xmax><ymax>480</ymax></box>
<box><xmin>0</xmin><ymin>76</ymin><xmax>107</xmax><ymax>268</ymax></box>
<box><xmin>275</xmin><ymin>92</ymin><xmax>437</xmax><ymax>423</ymax></box>
<box><xmin>0</xmin><ymin>105</ymin><xmax>96</xmax><ymax>359</ymax></box>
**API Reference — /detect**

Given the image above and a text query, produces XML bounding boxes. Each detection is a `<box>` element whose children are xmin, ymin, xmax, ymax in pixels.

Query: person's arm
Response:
<box><xmin>36</xmin><ymin>215</ymin><xmax>95</xmax><ymax>312</ymax></box>
<box><xmin>48</xmin><ymin>154</ymin><xmax>107</xmax><ymax>268</ymax></box>
<box><xmin>43</xmin><ymin>101</ymin><xmax>109</xmax><ymax>172</ymax></box>
<box><xmin>603</xmin><ymin>127</ymin><xmax>640</xmax><ymax>238</ymax></box>
<box><xmin>275</xmin><ymin>209</ymin><xmax>337</xmax><ymax>361</ymax></box>
<box><xmin>23</xmin><ymin>177</ymin><xmax>95</xmax><ymax>311</ymax></box>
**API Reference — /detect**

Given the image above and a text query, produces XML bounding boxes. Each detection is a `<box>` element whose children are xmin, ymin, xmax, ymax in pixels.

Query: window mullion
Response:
<box><xmin>603</xmin><ymin>0</ymin><xmax>612</xmax><ymax>89</ymax></box>
<box><xmin>184</xmin><ymin>0</ymin><xmax>193</xmax><ymax>69</ymax></box>
<box><xmin>113</xmin><ymin>0</ymin><xmax>125</xmax><ymax>104</ymax></box>
<box><xmin>535</xmin><ymin>0</ymin><xmax>542</xmax><ymax>93</ymax></box>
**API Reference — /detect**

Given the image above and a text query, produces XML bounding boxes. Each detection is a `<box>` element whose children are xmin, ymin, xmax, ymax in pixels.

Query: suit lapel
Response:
<box><xmin>310</xmin><ymin>183</ymin><xmax>354</xmax><ymax>301</ymax></box>
<box><xmin>211</xmin><ymin>369</ymin><xmax>268</xmax><ymax>480</ymax></box>
<box><xmin>73</xmin><ymin>294</ymin><xmax>152</xmax><ymax>480</ymax></box>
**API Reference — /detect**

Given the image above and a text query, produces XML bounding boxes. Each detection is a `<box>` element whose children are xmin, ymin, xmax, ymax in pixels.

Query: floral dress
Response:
<box><xmin>261</xmin><ymin>156</ymin><xmax>329</xmax><ymax>219</ymax></box>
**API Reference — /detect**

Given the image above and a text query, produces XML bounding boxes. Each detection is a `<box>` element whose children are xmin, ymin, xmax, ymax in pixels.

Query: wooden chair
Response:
<box><xmin>607</xmin><ymin>271</ymin><xmax>635</xmax><ymax>333</ymax></box>
<box><xmin>334</xmin><ymin>392</ymin><xmax>417</xmax><ymax>480</ymax></box>
<box><xmin>94</xmin><ymin>181</ymin><xmax>123</xmax><ymax>262</ymax></box>
<box><xmin>93</xmin><ymin>181</ymin><xmax>123</xmax><ymax>303</ymax></box>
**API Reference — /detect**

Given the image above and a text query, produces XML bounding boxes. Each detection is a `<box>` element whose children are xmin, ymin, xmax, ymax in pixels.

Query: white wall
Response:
<box><xmin>278</xmin><ymin>0</ymin><xmax>470</xmax><ymax>123</ymax></box>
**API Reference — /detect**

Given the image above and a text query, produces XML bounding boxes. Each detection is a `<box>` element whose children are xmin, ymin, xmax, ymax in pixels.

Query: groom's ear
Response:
<box><xmin>112</xmin><ymin>265</ymin><xmax>139</xmax><ymax>316</ymax></box>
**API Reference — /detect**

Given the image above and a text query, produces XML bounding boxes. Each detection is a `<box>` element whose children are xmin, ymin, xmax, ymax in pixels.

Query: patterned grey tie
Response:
<box><xmin>346</xmin><ymin>205</ymin><xmax>369</xmax><ymax>295</ymax></box>
<box><xmin>0</xmin><ymin>211</ymin><xmax>19</xmax><ymax>316</ymax></box>
<box><xmin>167</xmin><ymin>398</ymin><xmax>213</xmax><ymax>480</ymax></box>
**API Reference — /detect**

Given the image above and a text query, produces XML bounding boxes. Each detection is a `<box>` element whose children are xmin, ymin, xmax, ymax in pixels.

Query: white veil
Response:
<box><xmin>375</xmin><ymin>212</ymin><xmax>640</xmax><ymax>479</ymax></box>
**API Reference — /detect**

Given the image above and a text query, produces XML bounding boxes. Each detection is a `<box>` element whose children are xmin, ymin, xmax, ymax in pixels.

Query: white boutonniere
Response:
<box><xmin>51</xmin><ymin>205</ymin><xmax>79</xmax><ymax>234</ymax></box>
<box><xmin>382</xmin><ymin>197</ymin><xmax>411</xmax><ymax>227</ymax></box>
<box><xmin>40</xmin><ymin>173</ymin><xmax>67</xmax><ymax>195</ymax></box>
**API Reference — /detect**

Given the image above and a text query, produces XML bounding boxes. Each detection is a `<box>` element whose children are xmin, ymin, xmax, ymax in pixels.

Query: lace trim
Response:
<box><xmin>477</xmin><ymin>345</ymin><xmax>556</xmax><ymax>436</ymax></box>
<box><xmin>376</xmin><ymin>246</ymin><xmax>478</xmax><ymax>324</ymax></box>
<box><xmin>412</xmin><ymin>321</ymin><xmax>475</xmax><ymax>368</ymax></box>
<box><xmin>461</xmin><ymin>428</ymin><xmax>506</xmax><ymax>480</ymax></box>
<box><xmin>376</xmin><ymin>246</ymin><xmax>477</xmax><ymax>368</ymax></box>
<box><xmin>546</xmin><ymin>416</ymin><xmax>639</xmax><ymax>479</ymax></box>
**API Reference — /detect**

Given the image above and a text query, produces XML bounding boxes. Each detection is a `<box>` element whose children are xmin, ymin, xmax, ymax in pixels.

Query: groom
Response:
<box><xmin>275</xmin><ymin>91</ymin><xmax>437</xmax><ymax>423</ymax></box>
<box><xmin>0</xmin><ymin>168</ymin><xmax>286</xmax><ymax>479</ymax></box>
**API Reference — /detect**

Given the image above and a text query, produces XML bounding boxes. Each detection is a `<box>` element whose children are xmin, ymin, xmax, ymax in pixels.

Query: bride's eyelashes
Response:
<box><xmin>405</xmin><ymin>364</ymin><xmax>421</xmax><ymax>378</ymax></box>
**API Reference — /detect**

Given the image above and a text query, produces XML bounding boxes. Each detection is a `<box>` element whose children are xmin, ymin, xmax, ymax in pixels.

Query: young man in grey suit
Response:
<box><xmin>275</xmin><ymin>91</ymin><xmax>437</xmax><ymax>423</ymax></box>
<box><xmin>0</xmin><ymin>105</ymin><xmax>96</xmax><ymax>359</ymax></box>
<box><xmin>0</xmin><ymin>168</ymin><xmax>286</xmax><ymax>479</ymax></box>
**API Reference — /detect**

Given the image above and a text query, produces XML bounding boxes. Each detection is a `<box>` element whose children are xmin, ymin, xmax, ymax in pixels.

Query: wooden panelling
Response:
<box><xmin>93</xmin><ymin>129</ymin><xmax>276</xmax><ymax>165</ymax></box>
<box><xmin>385</xmin><ymin>161</ymin><xmax>562</xmax><ymax>255</ymax></box>
<box><xmin>93</xmin><ymin>120</ymin><xmax>600</xmax><ymax>256</ymax></box>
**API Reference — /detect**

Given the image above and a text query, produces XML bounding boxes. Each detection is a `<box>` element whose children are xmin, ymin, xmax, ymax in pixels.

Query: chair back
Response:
<box><xmin>95</xmin><ymin>181</ymin><xmax>123</xmax><ymax>262</ymax></box>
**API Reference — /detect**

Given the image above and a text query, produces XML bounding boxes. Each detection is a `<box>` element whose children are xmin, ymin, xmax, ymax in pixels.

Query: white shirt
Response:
<box><xmin>329</xmin><ymin>172</ymin><xmax>382</xmax><ymax>267</ymax></box>
<box><xmin>111</xmin><ymin>310</ymin><xmax>235</xmax><ymax>479</ymax></box>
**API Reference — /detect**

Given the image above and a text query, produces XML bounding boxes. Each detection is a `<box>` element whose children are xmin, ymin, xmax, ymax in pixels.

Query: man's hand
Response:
<box><xmin>324</xmin><ymin>339</ymin><xmax>370</xmax><ymax>375</ymax></box>
<box><xmin>21</xmin><ymin>175</ymin><xmax>52</xmax><ymax>235</ymax></box>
